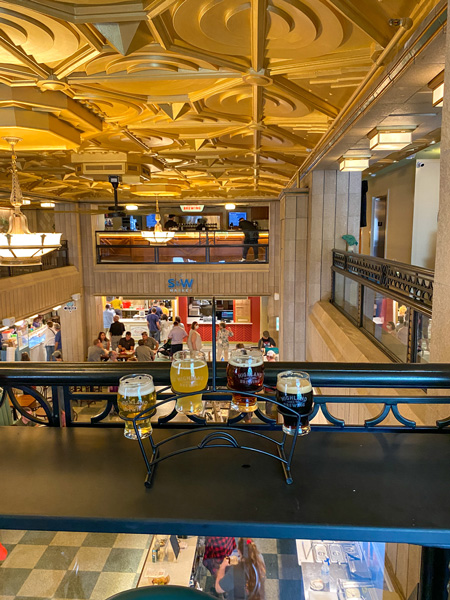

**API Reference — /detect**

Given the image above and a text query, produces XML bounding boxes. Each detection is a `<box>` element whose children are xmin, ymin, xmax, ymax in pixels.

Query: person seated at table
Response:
<box><xmin>235</xmin><ymin>343</ymin><xmax>245</xmax><ymax>350</ymax></box>
<box><xmin>107</xmin><ymin>350</ymin><xmax>118</xmax><ymax>362</ymax></box>
<box><xmin>141</xmin><ymin>331</ymin><xmax>159</xmax><ymax>356</ymax></box>
<box><xmin>98</xmin><ymin>331</ymin><xmax>111</xmax><ymax>351</ymax></box>
<box><xmin>118</xmin><ymin>331</ymin><xmax>135</xmax><ymax>353</ymax></box>
<box><xmin>257</xmin><ymin>330</ymin><xmax>276</xmax><ymax>350</ymax></box>
<box><xmin>52</xmin><ymin>351</ymin><xmax>63</xmax><ymax>362</ymax></box>
<box><xmin>135</xmin><ymin>339</ymin><xmax>153</xmax><ymax>362</ymax></box>
<box><xmin>87</xmin><ymin>339</ymin><xmax>109</xmax><ymax>362</ymax></box>
<box><xmin>21</xmin><ymin>352</ymin><xmax>31</xmax><ymax>361</ymax></box>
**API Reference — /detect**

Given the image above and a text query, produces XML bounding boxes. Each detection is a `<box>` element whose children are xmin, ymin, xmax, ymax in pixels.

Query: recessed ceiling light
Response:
<box><xmin>126</xmin><ymin>204</ymin><xmax>138</xmax><ymax>211</ymax></box>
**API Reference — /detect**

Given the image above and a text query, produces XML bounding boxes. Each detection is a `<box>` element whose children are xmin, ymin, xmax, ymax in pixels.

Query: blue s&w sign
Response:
<box><xmin>168</xmin><ymin>278</ymin><xmax>194</xmax><ymax>290</ymax></box>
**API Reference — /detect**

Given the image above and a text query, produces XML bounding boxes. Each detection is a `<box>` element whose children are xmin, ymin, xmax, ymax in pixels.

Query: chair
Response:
<box><xmin>107</xmin><ymin>586</ymin><xmax>214</xmax><ymax>600</ymax></box>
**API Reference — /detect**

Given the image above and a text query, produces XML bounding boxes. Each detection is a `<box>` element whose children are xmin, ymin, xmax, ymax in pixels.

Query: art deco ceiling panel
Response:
<box><xmin>0</xmin><ymin>0</ymin><xmax>440</xmax><ymax>203</ymax></box>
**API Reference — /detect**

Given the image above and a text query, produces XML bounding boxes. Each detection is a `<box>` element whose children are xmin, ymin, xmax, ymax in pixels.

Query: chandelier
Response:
<box><xmin>0</xmin><ymin>137</ymin><xmax>61</xmax><ymax>266</ymax></box>
<box><xmin>141</xmin><ymin>196</ymin><xmax>174</xmax><ymax>245</ymax></box>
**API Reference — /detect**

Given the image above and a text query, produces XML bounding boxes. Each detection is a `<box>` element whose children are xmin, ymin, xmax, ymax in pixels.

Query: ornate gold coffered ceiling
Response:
<box><xmin>0</xmin><ymin>0</ymin><xmax>439</xmax><ymax>203</ymax></box>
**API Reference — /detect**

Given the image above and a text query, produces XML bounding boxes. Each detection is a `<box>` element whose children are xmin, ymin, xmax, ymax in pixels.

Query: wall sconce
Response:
<box><xmin>429</xmin><ymin>71</ymin><xmax>444</xmax><ymax>107</ymax></box>
<box><xmin>368</xmin><ymin>127</ymin><xmax>416</xmax><ymax>151</ymax></box>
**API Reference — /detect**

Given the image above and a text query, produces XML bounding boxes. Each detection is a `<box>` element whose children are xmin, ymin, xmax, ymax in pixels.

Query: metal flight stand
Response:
<box><xmin>120</xmin><ymin>297</ymin><xmax>313</xmax><ymax>488</ymax></box>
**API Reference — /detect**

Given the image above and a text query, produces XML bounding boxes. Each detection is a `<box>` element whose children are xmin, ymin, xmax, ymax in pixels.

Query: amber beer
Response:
<box><xmin>227</xmin><ymin>349</ymin><xmax>264</xmax><ymax>412</ymax></box>
<box><xmin>117</xmin><ymin>374</ymin><xmax>156</xmax><ymax>440</ymax></box>
<box><xmin>171</xmin><ymin>350</ymin><xmax>209</xmax><ymax>415</ymax></box>
<box><xmin>276</xmin><ymin>371</ymin><xmax>313</xmax><ymax>436</ymax></box>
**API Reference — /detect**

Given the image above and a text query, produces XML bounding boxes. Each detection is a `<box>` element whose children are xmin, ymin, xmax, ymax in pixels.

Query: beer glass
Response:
<box><xmin>227</xmin><ymin>349</ymin><xmax>264</xmax><ymax>412</ymax></box>
<box><xmin>117</xmin><ymin>374</ymin><xmax>156</xmax><ymax>440</ymax></box>
<box><xmin>276</xmin><ymin>371</ymin><xmax>313</xmax><ymax>436</ymax></box>
<box><xmin>171</xmin><ymin>350</ymin><xmax>209</xmax><ymax>415</ymax></box>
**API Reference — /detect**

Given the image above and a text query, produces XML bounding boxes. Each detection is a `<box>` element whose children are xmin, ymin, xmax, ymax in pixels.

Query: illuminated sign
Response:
<box><xmin>180</xmin><ymin>205</ymin><xmax>204</xmax><ymax>212</ymax></box>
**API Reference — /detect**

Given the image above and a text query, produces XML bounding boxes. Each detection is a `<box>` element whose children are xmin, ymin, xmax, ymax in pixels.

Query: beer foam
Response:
<box><xmin>277</xmin><ymin>378</ymin><xmax>312</xmax><ymax>394</ymax></box>
<box><xmin>119</xmin><ymin>375</ymin><xmax>154</xmax><ymax>397</ymax></box>
<box><xmin>228</xmin><ymin>355</ymin><xmax>263</xmax><ymax>368</ymax></box>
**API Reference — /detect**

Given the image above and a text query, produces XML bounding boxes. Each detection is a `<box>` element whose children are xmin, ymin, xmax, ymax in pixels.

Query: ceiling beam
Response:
<box><xmin>322</xmin><ymin>0</ymin><xmax>392</xmax><ymax>48</ymax></box>
<box><xmin>0</xmin><ymin>31</ymin><xmax>50</xmax><ymax>79</ymax></box>
<box><xmin>271</xmin><ymin>75</ymin><xmax>339</xmax><ymax>118</ymax></box>
<box><xmin>265</xmin><ymin>124</ymin><xmax>311</xmax><ymax>149</ymax></box>
<box><xmin>251</xmin><ymin>0</ymin><xmax>268</xmax><ymax>72</ymax></box>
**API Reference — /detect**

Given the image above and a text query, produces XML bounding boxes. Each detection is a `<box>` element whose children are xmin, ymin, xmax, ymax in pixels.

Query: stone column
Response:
<box><xmin>305</xmin><ymin>170</ymin><xmax>361</xmax><ymax>313</ymax></box>
<box><xmin>279</xmin><ymin>190</ymin><xmax>309</xmax><ymax>361</ymax></box>
<box><xmin>431</xmin><ymin>21</ymin><xmax>450</xmax><ymax>362</ymax></box>
<box><xmin>267</xmin><ymin>200</ymin><xmax>281</xmax><ymax>343</ymax></box>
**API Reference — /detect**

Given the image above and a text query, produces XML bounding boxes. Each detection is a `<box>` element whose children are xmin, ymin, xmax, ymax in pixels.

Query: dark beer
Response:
<box><xmin>276</xmin><ymin>371</ymin><xmax>313</xmax><ymax>435</ymax></box>
<box><xmin>227</xmin><ymin>349</ymin><xmax>264</xmax><ymax>412</ymax></box>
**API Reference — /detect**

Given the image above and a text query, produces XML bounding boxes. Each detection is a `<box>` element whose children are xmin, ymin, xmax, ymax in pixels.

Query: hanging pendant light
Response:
<box><xmin>0</xmin><ymin>137</ymin><xmax>62</xmax><ymax>266</ymax></box>
<box><xmin>141</xmin><ymin>196</ymin><xmax>174</xmax><ymax>245</ymax></box>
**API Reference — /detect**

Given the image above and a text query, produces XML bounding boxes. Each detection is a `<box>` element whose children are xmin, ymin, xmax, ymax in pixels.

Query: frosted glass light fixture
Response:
<box><xmin>368</xmin><ymin>127</ymin><xmax>415</xmax><ymax>151</ymax></box>
<box><xmin>0</xmin><ymin>138</ymin><xmax>61</xmax><ymax>266</ymax></box>
<box><xmin>339</xmin><ymin>155</ymin><xmax>370</xmax><ymax>172</ymax></box>
<box><xmin>429</xmin><ymin>71</ymin><xmax>444</xmax><ymax>107</ymax></box>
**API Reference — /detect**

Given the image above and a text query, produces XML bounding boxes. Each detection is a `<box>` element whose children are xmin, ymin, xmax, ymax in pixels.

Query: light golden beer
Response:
<box><xmin>227</xmin><ymin>349</ymin><xmax>264</xmax><ymax>413</ymax></box>
<box><xmin>117</xmin><ymin>374</ymin><xmax>156</xmax><ymax>439</ymax></box>
<box><xmin>171</xmin><ymin>351</ymin><xmax>208</xmax><ymax>415</ymax></box>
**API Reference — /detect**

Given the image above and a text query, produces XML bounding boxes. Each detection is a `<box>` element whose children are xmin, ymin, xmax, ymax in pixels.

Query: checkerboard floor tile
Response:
<box><xmin>0</xmin><ymin>532</ymin><xmax>305</xmax><ymax>600</ymax></box>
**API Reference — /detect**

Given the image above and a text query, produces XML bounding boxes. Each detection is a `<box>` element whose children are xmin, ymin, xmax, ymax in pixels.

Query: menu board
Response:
<box><xmin>234</xmin><ymin>299</ymin><xmax>251</xmax><ymax>323</ymax></box>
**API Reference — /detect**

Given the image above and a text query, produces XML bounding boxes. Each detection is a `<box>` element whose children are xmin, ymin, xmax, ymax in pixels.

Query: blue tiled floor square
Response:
<box><xmin>279</xmin><ymin>578</ymin><xmax>304</xmax><ymax>599</ymax></box>
<box><xmin>263</xmin><ymin>553</ymin><xmax>279</xmax><ymax>579</ymax></box>
<box><xmin>276</xmin><ymin>539</ymin><xmax>297</xmax><ymax>555</ymax></box>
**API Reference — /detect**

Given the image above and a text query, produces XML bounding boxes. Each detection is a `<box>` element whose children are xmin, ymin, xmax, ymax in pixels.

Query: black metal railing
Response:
<box><xmin>0</xmin><ymin>240</ymin><xmax>69</xmax><ymax>278</ymax></box>
<box><xmin>331</xmin><ymin>250</ymin><xmax>433</xmax><ymax>364</ymax></box>
<box><xmin>96</xmin><ymin>230</ymin><xmax>269</xmax><ymax>264</ymax></box>
<box><xmin>1</xmin><ymin>362</ymin><xmax>449</xmax><ymax>432</ymax></box>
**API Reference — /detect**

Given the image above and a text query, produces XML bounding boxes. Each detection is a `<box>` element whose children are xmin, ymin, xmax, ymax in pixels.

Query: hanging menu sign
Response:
<box><xmin>234</xmin><ymin>299</ymin><xmax>251</xmax><ymax>323</ymax></box>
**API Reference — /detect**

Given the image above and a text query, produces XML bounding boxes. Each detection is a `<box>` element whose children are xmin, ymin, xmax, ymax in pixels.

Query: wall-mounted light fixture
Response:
<box><xmin>429</xmin><ymin>70</ymin><xmax>444</xmax><ymax>107</ymax></box>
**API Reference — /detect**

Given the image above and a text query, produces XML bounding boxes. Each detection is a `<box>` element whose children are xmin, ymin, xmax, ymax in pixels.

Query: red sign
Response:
<box><xmin>180</xmin><ymin>205</ymin><xmax>204</xmax><ymax>212</ymax></box>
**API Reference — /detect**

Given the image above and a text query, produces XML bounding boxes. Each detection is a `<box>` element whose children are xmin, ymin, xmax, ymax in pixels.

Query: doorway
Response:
<box><xmin>371</xmin><ymin>195</ymin><xmax>387</xmax><ymax>258</ymax></box>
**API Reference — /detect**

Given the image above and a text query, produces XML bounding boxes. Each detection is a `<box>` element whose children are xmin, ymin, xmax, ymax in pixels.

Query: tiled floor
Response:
<box><xmin>0</xmin><ymin>530</ymin><xmax>151</xmax><ymax>600</ymax></box>
<box><xmin>1</xmin><ymin>532</ymin><xmax>303</xmax><ymax>600</ymax></box>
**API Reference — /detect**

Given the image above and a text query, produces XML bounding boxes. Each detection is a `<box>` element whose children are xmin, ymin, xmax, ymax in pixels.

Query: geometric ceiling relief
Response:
<box><xmin>0</xmin><ymin>0</ymin><xmax>439</xmax><ymax>204</ymax></box>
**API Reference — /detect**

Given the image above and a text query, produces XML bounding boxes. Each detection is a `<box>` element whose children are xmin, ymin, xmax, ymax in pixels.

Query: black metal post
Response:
<box><xmin>212</xmin><ymin>296</ymin><xmax>216</xmax><ymax>391</ymax></box>
<box><xmin>419</xmin><ymin>546</ymin><xmax>450</xmax><ymax>600</ymax></box>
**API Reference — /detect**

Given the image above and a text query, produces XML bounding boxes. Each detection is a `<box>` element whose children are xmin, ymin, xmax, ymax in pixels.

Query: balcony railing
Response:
<box><xmin>331</xmin><ymin>249</ymin><xmax>433</xmax><ymax>363</ymax></box>
<box><xmin>96</xmin><ymin>230</ymin><xmax>269</xmax><ymax>264</ymax></box>
<box><xmin>1</xmin><ymin>362</ymin><xmax>449</xmax><ymax>431</ymax></box>
<box><xmin>0</xmin><ymin>240</ymin><xmax>69</xmax><ymax>278</ymax></box>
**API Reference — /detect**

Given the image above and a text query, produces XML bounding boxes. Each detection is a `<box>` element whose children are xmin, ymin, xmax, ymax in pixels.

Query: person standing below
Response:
<box><xmin>111</xmin><ymin>296</ymin><xmax>123</xmax><ymax>316</ymax></box>
<box><xmin>159</xmin><ymin>302</ymin><xmax>169</xmax><ymax>317</ymax></box>
<box><xmin>103</xmin><ymin>303</ymin><xmax>115</xmax><ymax>332</ymax></box>
<box><xmin>217</xmin><ymin>321</ymin><xmax>233</xmax><ymax>361</ymax></box>
<box><xmin>160</xmin><ymin>314</ymin><xmax>172</xmax><ymax>344</ymax></box>
<box><xmin>151</xmin><ymin>301</ymin><xmax>163</xmax><ymax>317</ymax></box>
<box><xmin>168</xmin><ymin>321</ymin><xmax>188</xmax><ymax>355</ymax></box>
<box><xmin>215</xmin><ymin>538</ymin><xmax>266</xmax><ymax>600</ymax></box>
<box><xmin>54</xmin><ymin>323</ymin><xmax>62</xmax><ymax>357</ymax></box>
<box><xmin>257</xmin><ymin>330</ymin><xmax>276</xmax><ymax>351</ymax></box>
<box><xmin>44</xmin><ymin>320</ymin><xmax>57</xmax><ymax>361</ymax></box>
<box><xmin>175</xmin><ymin>315</ymin><xmax>185</xmax><ymax>329</ymax></box>
<box><xmin>109</xmin><ymin>315</ymin><xmax>125</xmax><ymax>350</ymax></box>
<box><xmin>239</xmin><ymin>217</ymin><xmax>259</xmax><ymax>262</ymax></box>
<box><xmin>188</xmin><ymin>321</ymin><xmax>202</xmax><ymax>351</ymax></box>
<box><xmin>165</xmin><ymin>214</ymin><xmax>178</xmax><ymax>230</ymax></box>
<box><xmin>87</xmin><ymin>339</ymin><xmax>108</xmax><ymax>362</ymax></box>
<box><xmin>135</xmin><ymin>339</ymin><xmax>153</xmax><ymax>361</ymax></box>
<box><xmin>147</xmin><ymin>307</ymin><xmax>161</xmax><ymax>342</ymax></box>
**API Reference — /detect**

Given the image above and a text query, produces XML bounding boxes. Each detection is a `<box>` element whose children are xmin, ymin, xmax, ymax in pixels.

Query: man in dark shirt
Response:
<box><xmin>151</xmin><ymin>301</ymin><xmax>163</xmax><ymax>317</ymax></box>
<box><xmin>239</xmin><ymin>218</ymin><xmax>259</xmax><ymax>261</ymax></box>
<box><xmin>118</xmin><ymin>332</ymin><xmax>135</xmax><ymax>352</ymax></box>
<box><xmin>109</xmin><ymin>315</ymin><xmax>125</xmax><ymax>350</ymax></box>
<box><xmin>146</xmin><ymin>307</ymin><xmax>161</xmax><ymax>342</ymax></box>
<box><xmin>165</xmin><ymin>214</ymin><xmax>178</xmax><ymax>229</ymax></box>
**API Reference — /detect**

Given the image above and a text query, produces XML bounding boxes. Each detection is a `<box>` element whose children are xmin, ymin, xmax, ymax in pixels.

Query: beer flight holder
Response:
<box><xmin>125</xmin><ymin>385</ymin><xmax>311</xmax><ymax>489</ymax></box>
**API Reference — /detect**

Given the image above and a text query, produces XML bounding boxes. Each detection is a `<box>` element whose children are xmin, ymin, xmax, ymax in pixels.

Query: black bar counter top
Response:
<box><xmin>1</xmin><ymin>426</ymin><xmax>449</xmax><ymax>546</ymax></box>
